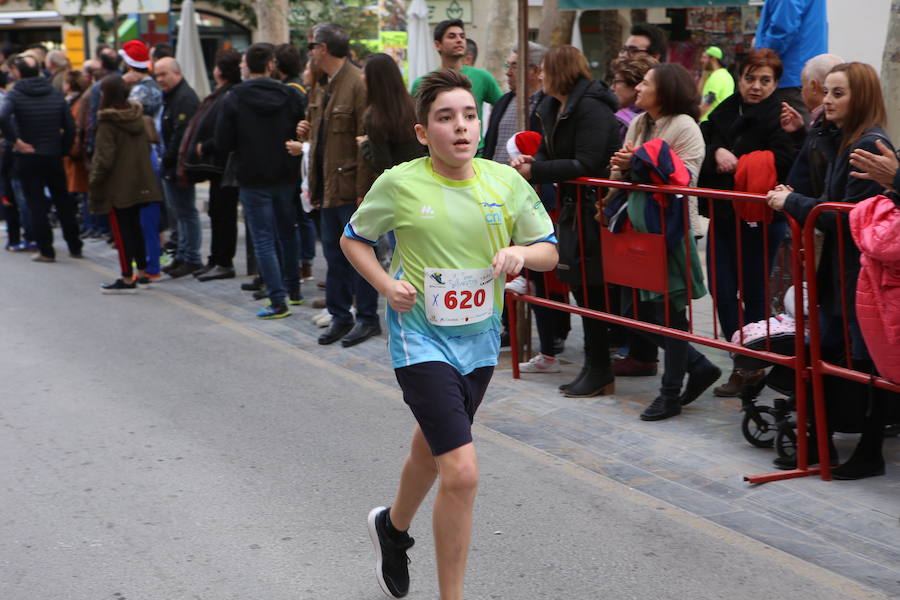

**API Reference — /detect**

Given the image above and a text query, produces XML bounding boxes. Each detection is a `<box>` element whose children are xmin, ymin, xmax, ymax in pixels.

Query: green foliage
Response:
<box><xmin>290</xmin><ymin>1</ymin><xmax>379</xmax><ymax>56</ymax></box>
<box><xmin>172</xmin><ymin>0</ymin><xmax>257</xmax><ymax>29</ymax></box>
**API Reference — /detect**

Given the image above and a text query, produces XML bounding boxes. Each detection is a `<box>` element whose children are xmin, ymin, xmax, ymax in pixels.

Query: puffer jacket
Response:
<box><xmin>89</xmin><ymin>101</ymin><xmax>162</xmax><ymax>214</ymax></box>
<box><xmin>850</xmin><ymin>194</ymin><xmax>900</xmax><ymax>383</ymax></box>
<box><xmin>0</xmin><ymin>76</ymin><xmax>74</xmax><ymax>156</ymax></box>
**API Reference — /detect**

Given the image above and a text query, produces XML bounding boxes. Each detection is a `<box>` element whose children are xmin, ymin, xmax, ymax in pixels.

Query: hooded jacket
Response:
<box><xmin>89</xmin><ymin>101</ymin><xmax>162</xmax><ymax>214</ymax></box>
<box><xmin>215</xmin><ymin>77</ymin><xmax>305</xmax><ymax>188</ymax></box>
<box><xmin>851</xmin><ymin>194</ymin><xmax>900</xmax><ymax>383</ymax></box>
<box><xmin>0</xmin><ymin>76</ymin><xmax>74</xmax><ymax>157</ymax></box>
<box><xmin>531</xmin><ymin>77</ymin><xmax>619</xmax><ymax>286</ymax></box>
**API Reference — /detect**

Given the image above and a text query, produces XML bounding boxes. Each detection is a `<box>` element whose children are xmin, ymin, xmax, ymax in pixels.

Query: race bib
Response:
<box><xmin>424</xmin><ymin>267</ymin><xmax>494</xmax><ymax>326</ymax></box>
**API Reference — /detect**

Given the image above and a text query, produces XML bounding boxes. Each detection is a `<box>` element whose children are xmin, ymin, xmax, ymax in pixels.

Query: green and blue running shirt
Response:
<box><xmin>345</xmin><ymin>157</ymin><xmax>556</xmax><ymax>374</ymax></box>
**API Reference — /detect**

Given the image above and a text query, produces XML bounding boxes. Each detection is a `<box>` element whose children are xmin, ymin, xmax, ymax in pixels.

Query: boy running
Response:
<box><xmin>340</xmin><ymin>69</ymin><xmax>558</xmax><ymax>599</ymax></box>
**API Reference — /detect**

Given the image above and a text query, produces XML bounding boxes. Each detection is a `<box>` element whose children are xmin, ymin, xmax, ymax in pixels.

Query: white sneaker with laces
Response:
<box><xmin>504</xmin><ymin>275</ymin><xmax>533</xmax><ymax>295</ymax></box>
<box><xmin>518</xmin><ymin>354</ymin><xmax>561</xmax><ymax>373</ymax></box>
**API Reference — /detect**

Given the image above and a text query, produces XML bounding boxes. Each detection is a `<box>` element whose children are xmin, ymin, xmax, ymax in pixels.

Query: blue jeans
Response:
<box><xmin>163</xmin><ymin>178</ymin><xmax>201</xmax><ymax>264</ymax></box>
<box><xmin>10</xmin><ymin>177</ymin><xmax>33</xmax><ymax>242</ymax></box>
<box><xmin>240</xmin><ymin>184</ymin><xmax>299</xmax><ymax>306</ymax></box>
<box><xmin>708</xmin><ymin>216</ymin><xmax>787</xmax><ymax>340</ymax></box>
<box><xmin>321</xmin><ymin>203</ymin><xmax>378</xmax><ymax>325</ymax></box>
<box><xmin>140</xmin><ymin>202</ymin><xmax>162</xmax><ymax>275</ymax></box>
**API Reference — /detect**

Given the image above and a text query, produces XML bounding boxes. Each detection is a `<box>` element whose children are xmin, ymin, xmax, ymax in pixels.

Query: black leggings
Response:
<box><xmin>110</xmin><ymin>204</ymin><xmax>147</xmax><ymax>278</ymax></box>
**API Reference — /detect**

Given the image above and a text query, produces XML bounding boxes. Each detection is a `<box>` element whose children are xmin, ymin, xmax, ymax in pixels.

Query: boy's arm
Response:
<box><xmin>492</xmin><ymin>242</ymin><xmax>558</xmax><ymax>279</ymax></box>
<box><xmin>341</xmin><ymin>235</ymin><xmax>417</xmax><ymax>312</ymax></box>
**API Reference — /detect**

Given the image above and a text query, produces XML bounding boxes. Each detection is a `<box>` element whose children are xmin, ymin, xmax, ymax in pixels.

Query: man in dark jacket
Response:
<box><xmin>216</xmin><ymin>43</ymin><xmax>305</xmax><ymax>319</ymax></box>
<box><xmin>483</xmin><ymin>42</ymin><xmax>547</xmax><ymax>164</ymax></box>
<box><xmin>155</xmin><ymin>56</ymin><xmax>202</xmax><ymax>278</ymax></box>
<box><xmin>0</xmin><ymin>54</ymin><xmax>81</xmax><ymax>262</ymax></box>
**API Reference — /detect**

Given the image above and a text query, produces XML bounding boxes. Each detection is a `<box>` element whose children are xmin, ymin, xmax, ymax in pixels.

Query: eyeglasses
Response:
<box><xmin>307</xmin><ymin>42</ymin><xmax>320</xmax><ymax>50</ymax></box>
<box><xmin>504</xmin><ymin>62</ymin><xmax>518</xmax><ymax>70</ymax></box>
<box><xmin>619</xmin><ymin>46</ymin><xmax>649</xmax><ymax>56</ymax></box>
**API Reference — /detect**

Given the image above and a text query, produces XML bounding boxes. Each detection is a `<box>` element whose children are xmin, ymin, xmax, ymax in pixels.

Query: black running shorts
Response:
<box><xmin>394</xmin><ymin>361</ymin><xmax>494</xmax><ymax>456</ymax></box>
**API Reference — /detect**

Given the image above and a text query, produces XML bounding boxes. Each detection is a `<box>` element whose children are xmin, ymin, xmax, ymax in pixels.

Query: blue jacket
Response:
<box><xmin>0</xmin><ymin>76</ymin><xmax>74</xmax><ymax>157</ymax></box>
<box><xmin>755</xmin><ymin>0</ymin><xmax>828</xmax><ymax>89</ymax></box>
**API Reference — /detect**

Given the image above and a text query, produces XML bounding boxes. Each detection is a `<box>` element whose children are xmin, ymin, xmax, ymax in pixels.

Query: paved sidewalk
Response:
<box><xmin>73</xmin><ymin>187</ymin><xmax>899</xmax><ymax>598</ymax></box>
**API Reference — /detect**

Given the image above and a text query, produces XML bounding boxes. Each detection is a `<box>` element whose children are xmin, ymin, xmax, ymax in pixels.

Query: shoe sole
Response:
<box><xmin>367</xmin><ymin>506</ymin><xmax>402</xmax><ymax>599</ymax></box>
<box><xmin>518</xmin><ymin>366</ymin><xmax>562</xmax><ymax>373</ymax></box>
<box><xmin>640</xmin><ymin>408</ymin><xmax>682</xmax><ymax>421</ymax></box>
<box><xmin>257</xmin><ymin>310</ymin><xmax>291</xmax><ymax>320</ymax></box>
<box><xmin>563</xmin><ymin>382</ymin><xmax>615</xmax><ymax>398</ymax></box>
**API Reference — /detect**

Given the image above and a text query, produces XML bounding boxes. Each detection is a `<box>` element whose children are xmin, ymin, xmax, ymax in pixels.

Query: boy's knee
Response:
<box><xmin>439</xmin><ymin>457</ymin><xmax>479</xmax><ymax>495</ymax></box>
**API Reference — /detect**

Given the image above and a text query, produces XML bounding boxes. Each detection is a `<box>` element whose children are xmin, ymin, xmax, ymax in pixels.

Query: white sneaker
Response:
<box><xmin>311</xmin><ymin>309</ymin><xmax>332</xmax><ymax>327</ymax></box>
<box><xmin>504</xmin><ymin>275</ymin><xmax>534</xmax><ymax>295</ymax></box>
<box><xmin>518</xmin><ymin>354</ymin><xmax>561</xmax><ymax>373</ymax></box>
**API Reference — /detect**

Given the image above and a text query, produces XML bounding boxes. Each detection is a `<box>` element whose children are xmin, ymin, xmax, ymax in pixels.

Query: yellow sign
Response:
<box><xmin>64</xmin><ymin>30</ymin><xmax>85</xmax><ymax>69</ymax></box>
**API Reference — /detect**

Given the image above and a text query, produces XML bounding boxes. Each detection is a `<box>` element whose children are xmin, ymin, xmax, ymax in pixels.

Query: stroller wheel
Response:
<box><xmin>776</xmin><ymin>427</ymin><xmax>797</xmax><ymax>460</ymax></box>
<box><xmin>741</xmin><ymin>405</ymin><xmax>777</xmax><ymax>448</ymax></box>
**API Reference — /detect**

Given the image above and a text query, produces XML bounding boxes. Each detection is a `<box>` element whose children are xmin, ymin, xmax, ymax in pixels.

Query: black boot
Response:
<box><xmin>559</xmin><ymin>360</ymin><xmax>591</xmax><ymax>393</ymax></box>
<box><xmin>563</xmin><ymin>364</ymin><xmax>614</xmax><ymax>398</ymax></box>
<box><xmin>640</xmin><ymin>396</ymin><xmax>681</xmax><ymax>421</ymax></box>
<box><xmin>833</xmin><ymin>363</ymin><xmax>886</xmax><ymax>480</ymax></box>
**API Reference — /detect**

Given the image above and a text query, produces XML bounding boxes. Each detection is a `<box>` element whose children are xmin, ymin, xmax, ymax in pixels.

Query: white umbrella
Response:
<box><xmin>175</xmin><ymin>0</ymin><xmax>210</xmax><ymax>98</ymax></box>
<box><xmin>407</xmin><ymin>0</ymin><xmax>437</xmax><ymax>87</ymax></box>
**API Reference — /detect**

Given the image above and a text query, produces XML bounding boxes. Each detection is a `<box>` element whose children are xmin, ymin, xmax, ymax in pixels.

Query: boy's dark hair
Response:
<box><xmin>274</xmin><ymin>43</ymin><xmax>302</xmax><ymax>79</ymax></box>
<box><xmin>215</xmin><ymin>48</ymin><xmax>242</xmax><ymax>84</ymax></box>
<box><xmin>414</xmin><ymin>68</ymin><xmax>473</xmax><ymax>126</ymax></box>
<box><xmin>13</xmin><ymin>55</ymin><xmax>39</xmax><ymax>78</ymax></box>
<box><xmin>433</xmin><ymin>19</ymin><xmax>464</xmax><ymax>43</ymax></box>
<box><xmin>631</xmin><ymin>23</ymin><xmax>668</xmax><ymax>62</ymax></box>
<box><xmin>465</xmin><ymin>38</ymin><xmax>477</xmax><ymax>64</ymax></box>
<box><xmin>151</xmin><ymin>43</ymin><xmax>174</xmax><ymax>61</ymax></box>
<box><xmin>312</xmin><ymin>23</ymin><xmax>350</xmax><ymax>59</ymax></box>
<box><xmin>245</xmin><ymin>43</ymin><xmax>275</xmax><ymax>75</ymax></box>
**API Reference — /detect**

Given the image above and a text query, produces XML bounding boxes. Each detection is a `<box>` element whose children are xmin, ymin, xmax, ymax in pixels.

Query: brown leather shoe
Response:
<box><xmin>613</xmin><ymin>356</ymin><xmax>658</xmax><ymax>377</ymax></box>
<box><xmin>300</xmin><ymin>263</ymin><xmax>313</xmax><ymax>281</ymax></box>
<box><xmin>713</xmin><ymin>368</ymin><xmax>766</xmax><ymax>397</ymax></box>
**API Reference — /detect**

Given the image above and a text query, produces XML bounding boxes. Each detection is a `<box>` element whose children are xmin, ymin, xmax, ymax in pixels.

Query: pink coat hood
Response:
<box><xmin>850</xmin><ymin>195</ymin><xmax>900</xmax><ymax>383</ymax></box>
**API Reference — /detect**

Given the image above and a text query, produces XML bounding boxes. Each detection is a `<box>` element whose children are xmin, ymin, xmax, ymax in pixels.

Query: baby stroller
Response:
<box><xmin>734</xmin><ymin>316</ymin><xmax>800</xmax><ymax>460</ymax></box>
<box><xmin>733</xmin><ymin>285</ymin><xmax>807</xmax><ymax>461</ymax></box>
<box><xmin>735</xmin><ymin>286</ymin><xmax>900</xmax><ymax>462</ymax></box>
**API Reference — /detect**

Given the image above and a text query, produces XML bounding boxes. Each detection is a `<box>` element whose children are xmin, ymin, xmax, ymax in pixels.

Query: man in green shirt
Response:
<box><xmin>699</xmin><ymin>46</ymin><xmax>734</xmax><ymax>122</ymax></box>
<box><xmin>411</xmin><ymin>19</ymin><xmax>503</xmax><ymax>151</ymax></box>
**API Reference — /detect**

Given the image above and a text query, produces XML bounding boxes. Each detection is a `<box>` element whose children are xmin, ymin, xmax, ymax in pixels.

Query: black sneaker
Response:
<box><xmin>101</xmin><ymin>278</ymin><xmax>137</xmax><ymax>294</ymax></box>
<box><xmin>367</xmin><ymin>506</ymin><xmax>414</xmax><ymax>598</ymax></box>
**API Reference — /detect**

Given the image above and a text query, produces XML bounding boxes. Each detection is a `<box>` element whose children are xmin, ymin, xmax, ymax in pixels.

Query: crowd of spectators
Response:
<box><xmin>0</xmin><ymin>9</ymin><xmax>896</xmax><ymax>478</ymax></box>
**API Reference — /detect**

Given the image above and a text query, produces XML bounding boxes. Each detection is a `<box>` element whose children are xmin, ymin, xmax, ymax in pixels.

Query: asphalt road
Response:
<box><xmin>0</xmin><ymin>250</ymin><xmax>887</xmax><ymax>600</ymax></box>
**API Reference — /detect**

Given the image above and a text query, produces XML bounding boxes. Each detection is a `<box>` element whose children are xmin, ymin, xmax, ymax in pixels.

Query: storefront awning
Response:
<box><xmin>560</xmin><ymin>0</ymin><xmax>749</xmax><ymax>8</ymax></box>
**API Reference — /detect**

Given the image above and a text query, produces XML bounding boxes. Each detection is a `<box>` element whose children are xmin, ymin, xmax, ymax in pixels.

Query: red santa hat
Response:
<box><xmin>118</xmin><ymin>40</ymin><xmax>150</xmax><ymax>70</ymax></box>
<box><xmin>505</xmin><ymin>130</ymin><xmax>542</xmax><ymax>160</ymax></box>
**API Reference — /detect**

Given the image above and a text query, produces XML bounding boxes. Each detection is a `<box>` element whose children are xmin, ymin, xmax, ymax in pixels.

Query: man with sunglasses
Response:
<box><xmin>296</xmin><ymin>23</ymin><xmax>380</xmax><ymax>347</ymax></box>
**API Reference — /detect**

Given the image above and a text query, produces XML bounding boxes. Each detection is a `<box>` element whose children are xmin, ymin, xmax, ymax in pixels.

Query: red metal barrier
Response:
<box><xmin>507</xmin><ymin>177</ymin><xmax>818</xmax><ymax>483</ymax></box>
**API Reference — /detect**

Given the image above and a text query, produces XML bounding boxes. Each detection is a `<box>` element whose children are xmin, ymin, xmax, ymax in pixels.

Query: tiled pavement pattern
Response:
<box><xmin>73</xmin><ymin>185</ymin><xmax>899</xmax><ymax>598</ymax></box>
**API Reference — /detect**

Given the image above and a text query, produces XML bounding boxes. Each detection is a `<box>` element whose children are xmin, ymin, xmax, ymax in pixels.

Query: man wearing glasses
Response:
<box><xmin>618</xmin><ymin>23</ymin><xmax>668</xmax><ymax>62</ymax></box>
